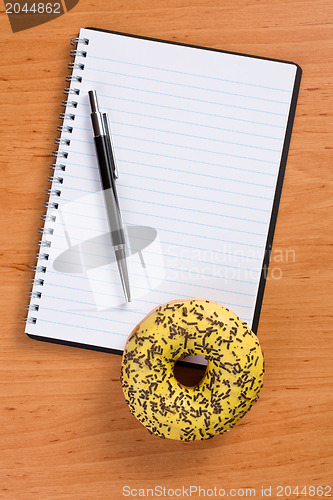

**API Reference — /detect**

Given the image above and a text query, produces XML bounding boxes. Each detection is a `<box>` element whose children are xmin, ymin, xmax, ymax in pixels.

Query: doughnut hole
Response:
<box><xmin>173</xmin><ymin>355</ymin><xmax>208</xmax><ymax>387</ymax></box>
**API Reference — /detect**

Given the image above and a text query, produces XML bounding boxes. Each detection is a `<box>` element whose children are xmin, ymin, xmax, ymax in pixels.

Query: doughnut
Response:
<box><xmin>120</xmin><ymin>299</ymin><xmax>264</xmax><ymax>441</ymax></box>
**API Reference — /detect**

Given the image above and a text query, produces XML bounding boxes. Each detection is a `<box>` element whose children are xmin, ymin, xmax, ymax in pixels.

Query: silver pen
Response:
<box><xmin>88</xmin><ymin>90</ymin><xmax>131</xmax><ymax>302</ymax></box>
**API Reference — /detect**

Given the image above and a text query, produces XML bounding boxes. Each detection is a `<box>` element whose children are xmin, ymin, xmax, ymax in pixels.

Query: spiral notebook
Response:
<box><xmin>25</xmin><ymin>27</ymin><xmax>301</xmax><ymax>361</ymax></box>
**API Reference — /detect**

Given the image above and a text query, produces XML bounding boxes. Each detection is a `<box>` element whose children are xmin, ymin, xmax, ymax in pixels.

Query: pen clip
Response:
<box><xmin>102</xmin><ymin>112</ymin><xmax>119</xmax><ymax>179</ymax></box>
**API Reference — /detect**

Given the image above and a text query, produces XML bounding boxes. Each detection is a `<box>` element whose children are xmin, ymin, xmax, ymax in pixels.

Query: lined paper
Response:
<box><xmin>26</xmin><ymin>28</ymin><xmax>297</xmax><ymax>356</ymax></box>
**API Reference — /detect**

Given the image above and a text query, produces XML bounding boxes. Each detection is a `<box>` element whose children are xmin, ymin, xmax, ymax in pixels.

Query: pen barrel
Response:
<box><xmin>94</xmin><ymin>135</ymin><xmax>125</xmax><ymax>247</ymax></box>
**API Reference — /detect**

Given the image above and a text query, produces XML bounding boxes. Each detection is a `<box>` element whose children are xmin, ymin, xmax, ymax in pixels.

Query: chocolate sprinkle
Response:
<box><xmin>121</xmin><ymin>299</ymin><xmax>264</xmax><ymax>441</ymax></box>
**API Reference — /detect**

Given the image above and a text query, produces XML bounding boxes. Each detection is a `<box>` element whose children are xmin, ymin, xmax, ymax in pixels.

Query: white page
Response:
<box><xmin>26</xmin><ymin>28</ymin><xmax>297</xmax><ymax>360</ymax></box>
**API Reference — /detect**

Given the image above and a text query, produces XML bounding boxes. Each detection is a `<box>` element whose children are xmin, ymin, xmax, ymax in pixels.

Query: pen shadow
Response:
<box><xmin>53</xmin><ymin>226</ymin><xmax>157</xmax><ymax>274</ymax></box>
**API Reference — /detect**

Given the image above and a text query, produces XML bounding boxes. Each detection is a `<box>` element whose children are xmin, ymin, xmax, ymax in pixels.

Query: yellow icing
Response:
<box><xmin>121</xmin><ymin>299</ymin><xmax>264</xmax><ymax>441</ymax></box>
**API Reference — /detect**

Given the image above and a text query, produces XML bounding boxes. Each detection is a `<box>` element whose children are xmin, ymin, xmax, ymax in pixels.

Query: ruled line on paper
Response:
<box><xmin>45</xmin><ymin>269</ymin><xmax>258</xmax><ymax>296</ymax></box>
<box><xmin>87</xmin><ymin>54</ymin><xmax>292</xmax><ymax>93</ymax></box>
<box><xmin>46</xmin><ymin>242</ymin><xmax>262</xmax><ymax>273</ymax></box>
<box><xmin>37</xmin><ymin>284</ymin><xmax>253</xmax><ymax>321</ymax></box>
<box><xmin>83</xmin><ymin>79</ymin><xmax>288</xmax><ymax>118</ymax></box>
<box><xmin>74</xmin><ymin>109</ymin><xmax>284</xmax><ymax>140</ymax></box>
<box><xmin>54</xmin><ymin>208</ymin><xmax>267</xmax><ymax>248</ymax></box>
<box><xmin>36</xmin><ymin>317</ymin><xmax>131</xmax><ymax>335</ymax></box>
<box><xmin>87</xmin><ymin>95</ymin><xmax>287</xmax><ymax>129</ymax></box>
<box><xmin>51</xmin><ymin>257</ymin><xmax>259</xmax><ymax>285</ymax></box>
<box><xmin>61</xmin><ymin>160</ymin><xmax>277</xmax><ymax>199</ymax></box>
<box><xmin>55</xmin><ymin>205</ymin><xmax>267</xmax><ymax>236</ymax></box>
<box><xmin>56</xmin><ymin>185</ymin><xmax>271</xmax><ymax>225</ymax></box>
<box><xmin>41</xmin><ymin>293</ymin><xmax>255</xmax><ymax>310</ymax></box>
<box><xmin>39</xmin><ymin>305</ymin><xmax>252</xmax><ymax>329</ymax></box>
<box><xmin>85</xmin><ymin>66</ymin><xmax>290</xmax><ymax>104</ymax></box>
<box><xmin>61</xmin><ymin>171</ymin><xmax>275</xmax><ymax>203</ymax></box>
<box><xmin>64</xmin><ymin>137</ymin><xmax>281</xmax><ymax>165</ymax></box>
<box><xmin>63</xmin><ymin>156</ymin><xmax>278</xmax><ymax>177</ymax></box>
<box><xmin>48</xmin><ymin>242</ymin><xmax>263</xmax><ymax>267</ymax></box>
<box><xmin>40</xmin><ymin>280</ymin><xmax>255</xmax><ymax>308</ymax></box>
<box><xmin>65</xmin><ymin>120</ymin><xmax>283</xmax><ymax>153</ymax></box>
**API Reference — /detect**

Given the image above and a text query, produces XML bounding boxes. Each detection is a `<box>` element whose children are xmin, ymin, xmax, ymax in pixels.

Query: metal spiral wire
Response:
<box><xmin>61</xmin><ymin>100</ymin><xmax>78</xmax><ymax>108</ymax></box>
<box><xmin>25</xmin><ymin>34</ymin><xmax>89</xmax><ymax>327</ymax></box>
<box><xmin>70</xmin><ymin>49</ymin><xmax>87</xmax><ymax>58</ymax></box>
<box><xmin>50</xmin><ymin>163</ymin><xmax>66</xmax><ymax>171</ymax></box>
<box><xmin>70</xmin><ymin>37</ymin><xmax>89</xmax><ymax>46</ymax></box>
<box><xmin>59</xmin><ymin>112</ymin><xmax>75</xmax><ymax>121</ymax></box>
<box><xmin>68</xmin><ymin>62</ymin><xmax>85</xmax><ymax>71</ymax></box>
<box><xmin>57</xmin><ymin>125</ymin><xmax>73</xmax><ymax>133</ymax></box>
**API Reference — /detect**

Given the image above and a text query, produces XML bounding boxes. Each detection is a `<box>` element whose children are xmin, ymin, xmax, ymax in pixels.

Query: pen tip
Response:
<box><xmin>114</xmin><ymin>247</ymin><xmax>131</xmax><ymax>303</ymax></box>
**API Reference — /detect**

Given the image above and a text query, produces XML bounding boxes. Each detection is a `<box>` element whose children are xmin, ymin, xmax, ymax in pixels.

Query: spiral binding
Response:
<box><xmin>66</xmin><ymin>75</ymin><xmax>82</xmax><ymax>83</ymax></box>
<box><xmin>57</xmin><ymin>125</ymin><xmax>73</xmax><ymax>133</ymax></box>
<box><xmin>54</xmin><ymin>138</ymin><xmax>71</xmax><ymax>146</ymax></box>
<box><xmin>59</xmin><ymin>112</ymin><xmax>75</xmax><ymax>121</ymax></box>
<box><xmin>61</xmin><ymin>99</ymin><xmax>78</xmax><ymax>108</ymax></box>
<box><xmin>70</xmin><ymin>49</ymin><xmax>87</xmax><ymax>58</ymax></box>
<box><xmin>24</xmin><ymin>35</ymin><xmax>89</xmax><ymax>327</ymax></box>
<box><xmin>50</xmin><ymin>163</ymin><xmax>66</xmax><ymax>171</ymax></box>
<box><xmin>47</xmin><ymin>175</ymin><xmax>64</xmax><ymax>184</ymax></box>
<box><xmin>63</xmin><ymin>87</ymin><xmax>80</xmax><ymax>95</ymax></box>
<box><xmin>68</xmin><ymin>62</ymin><xmax>85</xmax><ymax>71</ymax></box>
<box><xmin>70</xmin><ymin>37</ymin><xmax>89</xmax><ymax>46</ymax></box>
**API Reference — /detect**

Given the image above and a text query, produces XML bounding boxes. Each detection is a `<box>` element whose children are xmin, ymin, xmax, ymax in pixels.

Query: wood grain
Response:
<box><xmin>0</xmin><ymin>0</ymin><xmax>332</xmax><ymax>498</ymax></box>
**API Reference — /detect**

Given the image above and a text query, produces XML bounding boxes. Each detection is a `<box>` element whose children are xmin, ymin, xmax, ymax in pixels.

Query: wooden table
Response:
<box><xmin>1</xmin><ymin>1</ymin><xmax>332</xmax><ymax>498</ymax></box>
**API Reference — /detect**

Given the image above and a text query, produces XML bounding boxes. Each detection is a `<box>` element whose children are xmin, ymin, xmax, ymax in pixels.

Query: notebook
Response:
<box><xmin>25</xmin><ymin>27</ymin><xmax>302</xmax><ymax>363</ymax></box>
